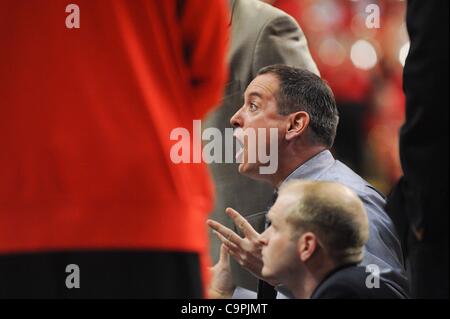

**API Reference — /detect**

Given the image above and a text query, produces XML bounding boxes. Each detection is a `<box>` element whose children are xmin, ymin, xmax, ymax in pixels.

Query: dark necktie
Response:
<box><xmin>256</xmin><ymin>190</ymin><xmax>278</xmax><ymax>299</ymax></box>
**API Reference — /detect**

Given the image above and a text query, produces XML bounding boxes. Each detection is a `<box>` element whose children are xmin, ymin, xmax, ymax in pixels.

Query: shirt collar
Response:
<box><xmin>282</xmin><ymin>150</ymin><xmax>336</xmax><ymax>184</ymax></box>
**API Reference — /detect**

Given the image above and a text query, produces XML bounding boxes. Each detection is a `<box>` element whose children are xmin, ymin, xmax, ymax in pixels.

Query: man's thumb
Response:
<box><xmin>219</xmin><ymin>244</ymin><xmax>230</xmax><ymax>264</ymax></box>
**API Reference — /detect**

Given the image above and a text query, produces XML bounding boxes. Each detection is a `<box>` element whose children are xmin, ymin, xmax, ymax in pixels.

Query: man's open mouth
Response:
<box><xmin>234</xmin><ymin>128</ymin><xmax>245</xmax><ymax>162</ymax></box>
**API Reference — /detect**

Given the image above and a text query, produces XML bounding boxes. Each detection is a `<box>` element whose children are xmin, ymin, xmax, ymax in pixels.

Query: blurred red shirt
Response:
<box><xmin>0</xmin><ymin>0</ymin><xmax>228</xmax><ymax>274</ymax></box>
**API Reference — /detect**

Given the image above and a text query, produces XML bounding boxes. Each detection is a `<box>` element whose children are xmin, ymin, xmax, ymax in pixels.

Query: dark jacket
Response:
<box><xmin>386</xmin><ymin>0</ymin><xmax>449</xmax><ymax>298</ymax></box>
<box><xmin>311</xmin><ymin>265</ymin><xmax>407</xmax><ymax>299</ymax></box>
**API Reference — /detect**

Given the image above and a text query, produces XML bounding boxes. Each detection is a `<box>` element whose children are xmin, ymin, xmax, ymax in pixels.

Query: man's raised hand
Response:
<box><xmin>207</xmin><ymin>207</ymin><xmax>265</xmax><ymax>280</ymax></box>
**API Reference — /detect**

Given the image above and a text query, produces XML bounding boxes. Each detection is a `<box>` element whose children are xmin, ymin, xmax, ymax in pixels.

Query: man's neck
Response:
<box><xmin>291</xmin><ymin>262</ymin><xmax>336</xmax><ymax>299</ymax></box>
<box><xmin>272</xmin><ymin>145</ymin><xmax>327</xmax><ymax>188</ymax></box>
<box><xmin>288</xmin><ymin>271</ymin><xmax>317</xmax><ymax>299</ymax></box>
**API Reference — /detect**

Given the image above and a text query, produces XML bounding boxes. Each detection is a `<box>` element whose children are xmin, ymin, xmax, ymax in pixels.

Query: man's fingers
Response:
<box><xmin>213</xmin><ymin>230</ymin><xmax>239</xmax><ymax>251</ymax></box>
<box><xmin>213</xmin><ymin>231</ymin><xmax>244</xmax><ymax>263</ymax></box>
<box><xmin>225</xmin><ymin>207</ymin><xmax>259</xmax><ymax>239</ymax></box>
<box><xmin>226</xmin><ymin>246</ymin><xmax>244</xmax><ymax>266</ymax></box>
<box><xmin>208</xmin><ymin>219</ymin><xmax>243</xmax><ymax>246</ymax></box>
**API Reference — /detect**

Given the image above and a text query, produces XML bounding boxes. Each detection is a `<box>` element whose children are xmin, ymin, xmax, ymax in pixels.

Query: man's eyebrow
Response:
<box><xmin>249</xmin><ymin>92</ymin><xmax>263</xmax><ymax>99</ymax></box>
<box><xmin>243</xmin><ymin>91</ymin><xmax>263</xmax><ymax>100</ymax></box>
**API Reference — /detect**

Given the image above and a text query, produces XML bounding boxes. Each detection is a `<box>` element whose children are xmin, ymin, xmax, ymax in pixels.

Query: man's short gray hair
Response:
<box><xmin>279</xmin><ymin>180</ymin><xmax>369</xmax><ymax>265</ymax></box>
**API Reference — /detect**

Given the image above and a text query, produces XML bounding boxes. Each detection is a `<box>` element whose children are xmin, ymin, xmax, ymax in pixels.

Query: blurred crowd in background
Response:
<box><xmin>264</xmin><ymin>0</ymin><xmax>409</xmax><ymax>194</ymax></box>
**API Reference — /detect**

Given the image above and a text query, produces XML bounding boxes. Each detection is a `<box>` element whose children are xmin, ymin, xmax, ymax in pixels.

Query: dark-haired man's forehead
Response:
<box><xmin>243</xmin><ymin>74</ymin><xmax>279</xmax><ymax>100</ymax></box>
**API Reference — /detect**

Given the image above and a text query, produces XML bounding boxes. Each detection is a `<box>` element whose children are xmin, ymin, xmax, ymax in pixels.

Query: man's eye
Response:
<box><xmin>249</xmin><ymin>103</ymin><xmax>258</xmax><ymax>111</ymax></box>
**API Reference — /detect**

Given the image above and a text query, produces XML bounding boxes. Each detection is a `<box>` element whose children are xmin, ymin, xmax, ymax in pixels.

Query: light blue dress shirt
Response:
<box><xmin>233</xmin><ymin>150</ymin><xmax>409</xmax><ymax>299</ymax></box>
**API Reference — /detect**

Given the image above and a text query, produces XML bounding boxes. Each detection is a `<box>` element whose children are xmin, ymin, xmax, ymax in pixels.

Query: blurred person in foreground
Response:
<box><xmin>0</xmin><ymin>0</ymin><xmax>228</xmax><ymax>298</ymax></box>
<box><xmin>260</xmin><ymin>180</ymin><xmax>404</xmax><ymax>299</ymax></box>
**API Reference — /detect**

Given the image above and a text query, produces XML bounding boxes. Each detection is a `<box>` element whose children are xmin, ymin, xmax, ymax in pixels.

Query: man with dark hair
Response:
<box><xmin>206</xmin><ymin>0</ymin><xmax>319</xmax><ymax>273</ymax></box>
<box><xmin>208</xmin><ymin>65</ymin><xmax>409</xmax><ymax>299</ymax></box>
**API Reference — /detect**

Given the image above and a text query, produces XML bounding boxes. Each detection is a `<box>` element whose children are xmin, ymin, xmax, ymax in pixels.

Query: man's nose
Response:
<box><xmin>230</xmin><ymin>106</ymin><xmax>243</xmax><ymax>128</ymax></box>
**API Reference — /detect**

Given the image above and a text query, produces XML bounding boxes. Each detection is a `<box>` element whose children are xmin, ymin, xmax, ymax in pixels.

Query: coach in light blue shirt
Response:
<box><xmin>207</xmin><ymin>65</ymin><xmax>409</xmax><ymax>299</ymax></box>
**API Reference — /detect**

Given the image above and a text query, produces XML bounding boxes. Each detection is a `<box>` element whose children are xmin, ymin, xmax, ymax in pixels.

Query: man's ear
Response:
<box><xmin>285</xmin><ymin>111</ymin><xmax>310</xmax><ymax>141</ymax></box>
<box><xmin>297</xmin><ymin>232</ymin><xmax>317</xmax><ymax>262</ymax></box>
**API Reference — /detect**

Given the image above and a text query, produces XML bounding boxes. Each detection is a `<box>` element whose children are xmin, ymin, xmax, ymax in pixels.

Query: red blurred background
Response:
<box><xmin>263</xmin><ymin>0</ymin><xmax>409</xmax><ymax>194</ymax></box>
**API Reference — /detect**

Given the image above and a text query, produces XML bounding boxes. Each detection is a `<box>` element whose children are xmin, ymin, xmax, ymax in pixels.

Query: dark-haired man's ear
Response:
<box><xmin>285</xmin><ymin>111</ymin><xmax>310</xmax><ymax>141</ymax></box>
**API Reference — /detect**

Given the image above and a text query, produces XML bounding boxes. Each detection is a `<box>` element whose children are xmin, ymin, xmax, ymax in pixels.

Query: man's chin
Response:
<box><xmin>261</xmin><ymin>267</ymin><xmax>269</xmax><ymax>279</ymax></box>
<box><xmin>238</xmin><ymin>162</ymin><xmax>259</xmax><ymax>178</ymax></box>
<box><xmin>237</xmin><ymin>162</ymin><xmax>247</xmax><ymax>174</ymax></box>
<box><xmin>261</xmin><ymin>268</ymin><xmax>278</xmax><ymax>284</ymax></box>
